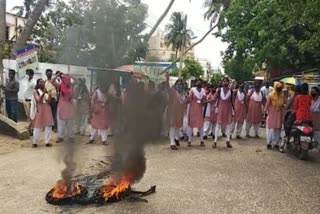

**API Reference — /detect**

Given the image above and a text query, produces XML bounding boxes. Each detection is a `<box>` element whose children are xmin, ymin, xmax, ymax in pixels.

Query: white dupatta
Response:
<box><xmin>250</xmin><ymin>90</ymin><xmax>263</xmax><ymax>102</ymax></box>
<box><xmin>191</xmin><ymin>87</ymin><xmax>205</xmax><ymax>100</ymax></box>
<box><xmin>220</xmin><ymin>88</ymin><xmax>231</xmax><ymax>101</ymax></box>
<box><xmin>96</xmin><ymin>88</ymin><xmax>107</xmax><ymax>103</ymax></box>
<box><xmin>237</xmin><ymin>90</ymin><xmax>245</xmax><ymax>103</ymax></box>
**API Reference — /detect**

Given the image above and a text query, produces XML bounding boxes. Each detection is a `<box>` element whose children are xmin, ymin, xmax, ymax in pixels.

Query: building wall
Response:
<box><xmin>147</xmin><ymin>31</ymin><xmax>194</xmax><ymax>61</ymax></box>
<box><xmin>5</xmin><ymin>13</ymin><xmax>26</xmax><ymax>41</ymax></box>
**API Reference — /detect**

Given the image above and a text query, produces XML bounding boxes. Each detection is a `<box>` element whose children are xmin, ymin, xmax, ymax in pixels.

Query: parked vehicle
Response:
<box><xmin>287</xmin><ymin>122</ymin><xmax>318</xmax><ymax>160</ymax></box>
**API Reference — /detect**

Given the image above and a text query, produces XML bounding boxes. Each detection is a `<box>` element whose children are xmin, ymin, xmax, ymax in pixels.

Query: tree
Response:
<box><xmin>13</xmin><ymin>0</ymin><xmax>49</xmax><ymax>55</ymax></box>
<box><xmin>224</xmin><ymin>57</ymin><xmax>254</xmax><ymax>82</ymax></box>
<box><xmin>218</xmin><ymin>0</ymin><xmax>320</xmax><ymax>71</ymax></box>
<box><xmin>180</xmin><ymin>58</ymin><xmax>204</xmax><ymax>80</ymax></box>
<box><xmin>161</xmin><ymin>0</ymin><xmax>231</xmax><ymax>74</ymax></box>
<box><xmin>51</xmin><ymin>0</ymin><xmax>148</xmax><ymax>67</ymax></box>
<box><xmin>0</xmin><ymin>0</ymin><xmax>5</xmax><ymax>43</ymax></box>
<box><xmin>165</xmin><ymin>12</ymin><xmax>193</xmax><ymax>59</ymax></box>
<box><xmin>145</xmin><ymin>0</ymin><xmax>175</xmax><ymax>42</ymax></box>
<box><xmin>11</xmin><ymin>0</ymin><xmax>36</xmax><ymax>18</ymax></box>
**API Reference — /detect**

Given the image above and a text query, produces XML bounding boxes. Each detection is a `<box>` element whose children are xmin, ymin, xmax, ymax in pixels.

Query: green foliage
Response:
<box><xmin>32</xmin><ymin>0</ymin><xmax>148</xmax><ymax>67</ymax></box>
<box><xmin>181</xmin><ymin>58</ymin><xmax>204</xmax><ymax>80</ymax></box>
<box><xmin>165</xmin><ymin>12</ymin><xmax>193</xmax><ymax>58</ymax></box>
<box><xmin>224</xmin><ymin>57</ymin><xmax>254</xmax><ymax>82</ymax></box>
<box><xmin>210</xmin><ymin>73</ymin><xmax>224</xmax><ymax>83</ymax></box>
<box><xmin>218</xmin><ymin>0</ymin><xmax>320</xmax><ymax>70</ymax></box>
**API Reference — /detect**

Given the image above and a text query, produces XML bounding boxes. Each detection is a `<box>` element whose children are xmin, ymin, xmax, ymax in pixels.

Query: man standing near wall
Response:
<box><xmin>45</xmin><ymin>69</ymin><xmax>58</xmax><ymax>132</ymax></box>
<box><xmin>1</xmin><ymin>69</ymin><xmax>19</xmax><ymax>122</ymax></box>
<box><xmin>24</xmin><ymin>69</ymin><xmax>36</xmax><ymax>132</ymax></box>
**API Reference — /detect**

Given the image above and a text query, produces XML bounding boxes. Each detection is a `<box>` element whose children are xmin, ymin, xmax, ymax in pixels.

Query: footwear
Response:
<box><xmin>200</xmin><ymin>141</ymin><xmax>205</xmax><ymax>147</ymax></box>
<box><xmin>188</xmin><ymin>142</ymin><xmax>192</xmax><ymax>147</ymax></box>
<box><xmin>32</xmin><ymin>144</ymin><xmax>37</xmax><ymax>148</ymax></box>
<box><xmin>46</xmin><ymin>143</ymin><xmax>52</xmax><ymax>147</ymax></box>
<box><xmin>102</xmin><ymin>141</ymin><xmax>108</xmax><ymax>145</ymax></box>
<box><xmin>226</xmin><ymin>141</ymin><xmax>233</xmax><ymax>148</ymax></box>
<box><xmin>267</xmin><ymin>145</ymin><xmax>272</xmax><ymax>150</ymax></box>
<box><xmin>274</xmin><ymin>145</ymin><xmax>280</xmax><ymax>150</ymax></box>
<box><xmin>222</xmin><ymin>133</ymin><xmax>227</xmax><ymax>138</ymax></box>
<box><xmin>87</xmin><ymin>140</ymin><xmax>95</xmax><ymax>144</ymax></box>
<box><xmin>212</xmin><ymin>142</ymin><xmax>217</xmax><ymax>148</ymax></box>
<box><xmin>236</xmin><ymin>136</ymin><xmax>242</xmax><ymax>140</ymax></box>
<box><xmin>174</xmin><ymin>139</ymin><xmax>180</xmax><ymax>146</ymax></box>
<box><xmin>246</xmin><ymin>134</ymin><xmax>251</xmax><ymax>138</ymax></box>
<box><xmin>170</xmin><ymin>145</ymin><xmax>178</xmax><ymax>150</ymax></box>
<box><xmin>280</xmin><ymin>146</ymin><xmax>285</xmax><ymax>153</ymax></box>
<box><xmin>56</xmin><ymin>138</ymin><xmax>64</xmax><ymax>144</ymax></box>
<box><xmin>203</xmin><ymin>136</ymin><xmax>208</xmax><ymax>140</ymax></box>
<box><xmin>254</xmin><ymin>135</ymin><xmax>260</xmax><ymax>138</ymax></box>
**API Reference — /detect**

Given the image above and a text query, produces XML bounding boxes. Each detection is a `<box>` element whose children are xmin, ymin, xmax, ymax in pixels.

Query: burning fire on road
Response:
<box><xmin>46</xmin><ymin>76</ymin><xmax>163</xmax><ymax>206</ymax></box>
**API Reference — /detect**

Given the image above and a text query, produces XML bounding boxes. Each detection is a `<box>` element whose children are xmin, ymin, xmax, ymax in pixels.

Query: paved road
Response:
<box><xmin>0</xmin><ymin>136</ymin><xmax>319</xmax><ymax>214</ymax></box>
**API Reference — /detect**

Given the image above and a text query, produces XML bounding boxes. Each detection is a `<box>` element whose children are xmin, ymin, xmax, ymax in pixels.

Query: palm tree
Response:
<box><xmin>146</xmin><ymin>0</ymin><xmax>175</xmax><ymax>42</ymax></box>
<box><xmin>161</xmin><ymin>0</ymin><xmax>231</xmax><ymax>74</ymax></box>
<box><xmin>11</xmin><ymin>0</ymin><xmax>36</xmax><ymax>18</ymax></box>
<box><xmin>165</xmin><ymin>12</ymin><xmax>193</xmax><ymax>59</ymax></box>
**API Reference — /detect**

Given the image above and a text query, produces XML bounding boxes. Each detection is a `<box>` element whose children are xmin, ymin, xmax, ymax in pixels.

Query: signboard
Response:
<box><xmin>15</xmin><ymin>45</ymin><xmax>39</xmax><ymax>79</ymax></box>
<box><xmin>133</xmin><ymin>62</ymin><xmax>177</xmax><ymax>85</ymax></box>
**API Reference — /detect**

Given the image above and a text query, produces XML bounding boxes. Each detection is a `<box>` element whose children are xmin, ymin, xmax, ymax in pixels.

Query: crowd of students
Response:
<box><xmin>1</xmin><ymin>69</ymin><xmax>320</xmax><ymax>153</ymax></box>
<box><xmin>167</xmin><ymin>77</ymin><xmax>320</xmax><ymax>153</ymax></box>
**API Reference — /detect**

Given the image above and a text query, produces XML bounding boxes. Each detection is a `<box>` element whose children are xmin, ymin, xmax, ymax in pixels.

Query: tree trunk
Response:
<box><xmin>145</xmin><ymin>0</ymin><xmax>175</xmax><ymax>42</ymax></box>
<box><xmin>0</xmin><ymin>0</ymin><xmax>6</xmax><ymax>106</ymax></box>
<box><xmin>12</xmin><ymin>0</ymin><xmax>48</xmax><ymax>56</ymax></box>
<box><xmin>0</xmin><ymin>0</ymin><xmax>6</xmax><ymax>42</ymax></box>
<box><xmin>161</xmin><ymin>21</ymin><xmax>219</xmax><ymax>75</ymax></box>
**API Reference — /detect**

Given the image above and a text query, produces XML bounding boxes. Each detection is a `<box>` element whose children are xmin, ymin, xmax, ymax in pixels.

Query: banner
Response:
<box><xmin>15</xmin><ymin>45</ymin><xmax>39</xmax><ymax>79</ymax></box>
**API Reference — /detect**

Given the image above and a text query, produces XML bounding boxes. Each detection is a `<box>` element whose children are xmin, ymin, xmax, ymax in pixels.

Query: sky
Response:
<box><xmin>7</xmin><ymin>0</ymin><xmax>227</xmax><ymax>69</ymax></box>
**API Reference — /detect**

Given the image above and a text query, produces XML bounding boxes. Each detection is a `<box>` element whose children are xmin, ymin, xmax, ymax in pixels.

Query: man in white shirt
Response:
<box><xmin>24</xmin><ymin>69</ymin><xmax>36</xmax><ymax>131</ymax></box>
<box><xmin>261</xmin><ymin>81</ymin><xmax>273</xmax><ymax>99</ymax></box>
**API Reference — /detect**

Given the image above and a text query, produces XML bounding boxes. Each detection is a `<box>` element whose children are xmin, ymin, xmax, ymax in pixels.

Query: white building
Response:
<box><xmin>5</xmin><ymin>13</ymin><xmax>26</xmax><ymax>41</ymax></box>
<box><xmin>147</xmin><ymin>31</ymin><xmax>195</xmax><ymax>61</ymax></box>
<box><xmin>197</xmin><ymin>58</ymin><xmax>212</xmax><ymax>80</ymax></box>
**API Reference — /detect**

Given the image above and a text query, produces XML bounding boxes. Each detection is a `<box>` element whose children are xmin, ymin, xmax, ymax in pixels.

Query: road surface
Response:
<box><xmin>0</xmin><ymin>134</ymin><xmax>319</xmax><ymax>214</ymax></box>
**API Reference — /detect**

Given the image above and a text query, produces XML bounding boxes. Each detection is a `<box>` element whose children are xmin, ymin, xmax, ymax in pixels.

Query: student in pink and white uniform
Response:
<box><xmin>213</xmin><ymin>77</ymin><xmax>234</xmax><ymax>148</ymax></box>
<box><xmin>88</xmin><ymin>86</ymin><xmax>109</xmax><ymax>145</ymax></box>
<box><xmin>246</xmin><ymin>81</ymin><xmax>265</xmax><ymax>138</ymax></box>
<box><xmin>231</xmin><ymin>82</ymin><xmax>246</xmax><ymax>139</ymax></box>
<box><xmin>31</xmin><ymin>79</ymin><xmax>54</xmax><ymax>148</ymax></box>
<box><xmin>188</xmin><ymin>79</ymin><xmax>206</xmax><ymax>147</ymax></box>
<box><xmin>167</xmin><ymin>79</ymin><xmax>187</xmax><ymax>150</ymax></box>
<box><xmin>204</xmin><ymin>85</ymin><xmax>217</xmax><ymax>139</ymax></box>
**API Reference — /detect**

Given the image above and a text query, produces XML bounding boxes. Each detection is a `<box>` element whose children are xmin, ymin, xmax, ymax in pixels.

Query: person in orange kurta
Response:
<box><xmin>265</xmin><ymin>82</ymin><xmax>286</xmax><ymax>151</ymax></box>
<box><xmin>167</xmin><ymin>79</ymin><xmax>187</xmax><ymax>150</ymax></box>
<box><xmin>293</xmin><ymin>83</ymin><xmax>312</xmax><ymax>124</ymax></box>
<box><xmin>188</xmin><ymin>79</ymin><xmax>206</xmax><ymax>147</ymax></box>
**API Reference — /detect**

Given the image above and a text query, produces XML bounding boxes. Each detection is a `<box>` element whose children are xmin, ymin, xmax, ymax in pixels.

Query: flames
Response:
<box><xmin>99</xmin><ymin>177</ymin><xmax>132</xmax><ymax>201</ymax></box>
<box><xmin>51</xmin><ymin>180</ymin><xmax>82</xmax><ymax>199</ymax></box>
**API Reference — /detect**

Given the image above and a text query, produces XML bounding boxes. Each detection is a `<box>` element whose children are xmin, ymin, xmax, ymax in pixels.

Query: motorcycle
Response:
<box><xmin>286</xmin><ymin>122</ymin><xmax>318</xmax><ymax>160</ymax></box>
